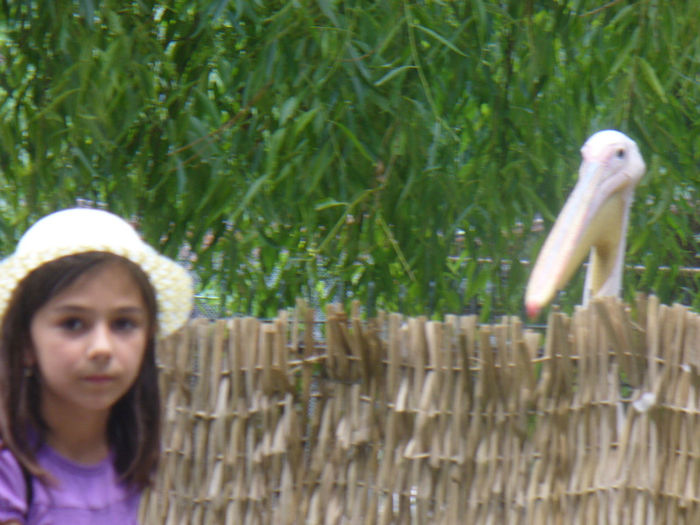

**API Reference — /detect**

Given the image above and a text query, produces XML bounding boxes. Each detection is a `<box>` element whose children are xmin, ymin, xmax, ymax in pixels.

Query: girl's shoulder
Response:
<box><xmin>0</xmin><ymin>443</ymin><xmax>25</xmax><ymax>482</ymax></box>
<box><xmin>0</xmin><ymin>443</ymin><xmax>29</xmax><ymax>522</ymax></box>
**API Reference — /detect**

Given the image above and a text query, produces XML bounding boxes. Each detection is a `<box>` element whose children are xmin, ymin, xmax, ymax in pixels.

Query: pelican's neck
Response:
<box><xmin>582</xmin><ymin>189</ymin><xmax>634</xmax><ymax>305</ymax></box>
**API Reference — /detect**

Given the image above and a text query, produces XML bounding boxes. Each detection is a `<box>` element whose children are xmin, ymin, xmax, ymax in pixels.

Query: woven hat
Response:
<box><xmin>0</xmin><ymin>208</ymin><xmax>193</xmax><ymax>337</ymax></box>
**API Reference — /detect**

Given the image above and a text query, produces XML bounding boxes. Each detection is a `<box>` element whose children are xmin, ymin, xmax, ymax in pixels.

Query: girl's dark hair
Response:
<box><xmin>0</xmin><ymin>252</ymin><xmax>161</xmax><ymax>489</ymax></box>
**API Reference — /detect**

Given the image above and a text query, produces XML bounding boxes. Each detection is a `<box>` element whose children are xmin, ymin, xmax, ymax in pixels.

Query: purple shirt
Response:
<box><xmin>0</xmin><ymin>444</ymin><xmax>140</xmax><ymax>524</ymax></box>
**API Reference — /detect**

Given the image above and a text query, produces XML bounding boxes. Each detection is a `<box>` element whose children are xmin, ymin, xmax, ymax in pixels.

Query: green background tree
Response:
<box><xmin>1</xmin><ymin>0</ymin><xmax>698</xmax><ymax>319</ymax></box>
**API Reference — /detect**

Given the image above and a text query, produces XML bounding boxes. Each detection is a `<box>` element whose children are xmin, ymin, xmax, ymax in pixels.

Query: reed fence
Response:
<box><xmin>140</xmin><ymin>295</ymin><xmax>699</xmax><ymax>524</ymax></box>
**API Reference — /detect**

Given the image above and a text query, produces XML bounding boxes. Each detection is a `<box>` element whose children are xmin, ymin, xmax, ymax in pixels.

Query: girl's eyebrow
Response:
<box><xmin>48</xmin><ymin>304</ymin><xmax>147</xmax><ymax>314</ymax></box>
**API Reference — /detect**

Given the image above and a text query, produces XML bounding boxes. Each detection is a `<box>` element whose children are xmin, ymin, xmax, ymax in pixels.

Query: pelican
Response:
<box><xmin>525</xmin><ymin>130</ymin><xmax>646</xmax><ymax>318</ymax></box>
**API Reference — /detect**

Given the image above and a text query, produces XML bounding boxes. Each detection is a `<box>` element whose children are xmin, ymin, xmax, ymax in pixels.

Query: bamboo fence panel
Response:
<box><xmin>140</xmin><ymin>296</ymin><xmax>700</xmax><ymax>524</ymax></box>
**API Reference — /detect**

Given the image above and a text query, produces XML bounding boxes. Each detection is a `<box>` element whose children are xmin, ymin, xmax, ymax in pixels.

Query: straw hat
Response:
<box><xmin>0</xmin><ymin>208</ymin><xmax>193</xmax><ymax>337</ymax></box>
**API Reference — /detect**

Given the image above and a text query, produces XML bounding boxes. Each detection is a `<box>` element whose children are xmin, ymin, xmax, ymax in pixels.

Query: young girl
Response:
<box><xmin>0</xmin><ymin>208</ymin><xmax>193</xmax><ymax>524</ymax></box>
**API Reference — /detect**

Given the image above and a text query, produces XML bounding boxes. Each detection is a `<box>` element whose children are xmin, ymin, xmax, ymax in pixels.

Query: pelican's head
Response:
<box><xmin>525</xmin><ymin>130</ymin><xmax>646</xmax><ymax>318</ymax></box>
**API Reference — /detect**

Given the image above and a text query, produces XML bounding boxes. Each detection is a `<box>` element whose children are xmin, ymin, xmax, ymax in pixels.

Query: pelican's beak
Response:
<box><xmin>524</xmin><ymin>160</ymin><xmax>632</xmax><ymax>319</ymax></box>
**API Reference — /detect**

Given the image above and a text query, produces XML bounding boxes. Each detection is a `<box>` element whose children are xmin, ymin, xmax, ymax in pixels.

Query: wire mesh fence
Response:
<box><xmin>140</xmin><ymin>295</ymin><xmax>699</xmax><ymax>524</ymax></box>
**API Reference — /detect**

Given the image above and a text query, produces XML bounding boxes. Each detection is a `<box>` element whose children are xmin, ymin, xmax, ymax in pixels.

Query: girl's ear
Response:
<box><xmin>23</xmin><ymin>346</ymin><xmax>36</xmax><ymax>368</ymax></box>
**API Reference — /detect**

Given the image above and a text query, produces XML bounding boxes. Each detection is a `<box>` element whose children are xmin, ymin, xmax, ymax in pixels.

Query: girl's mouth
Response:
<box><xmin>83</xmin><ymin>375</ymin><xmax>115</xmax><ymax>384</ymax></box>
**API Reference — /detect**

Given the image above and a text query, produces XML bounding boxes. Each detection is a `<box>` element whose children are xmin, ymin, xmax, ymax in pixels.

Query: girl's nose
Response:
<box><xmin>86</xmin><ymin>322</ymin><xmax>114</xmax><ymax>360</ymax></box>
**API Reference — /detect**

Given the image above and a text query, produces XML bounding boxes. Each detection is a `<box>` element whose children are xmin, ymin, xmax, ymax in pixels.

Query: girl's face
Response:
<box><xmin>28</xmin><ymin>261</ymin><xmax>149</xmax><ymax>420</ymax></box>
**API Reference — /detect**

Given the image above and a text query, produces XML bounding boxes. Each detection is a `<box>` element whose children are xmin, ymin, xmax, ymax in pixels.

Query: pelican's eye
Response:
<box><xmin>616</xmin><ymin>148</ymin><xmax>625</xmax><ymax>159</ymax></box>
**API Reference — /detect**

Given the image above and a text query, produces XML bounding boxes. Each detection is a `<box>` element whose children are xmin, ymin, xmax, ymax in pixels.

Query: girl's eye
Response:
<box><xmin>60</xmin><ymin>318</ymin><xmax>85</xmax><ymax>332</ymax></box>
<box><xmin>113</xmin><ymin>317</ymin><xmax>140</xmax><ymax>332</ymax></box>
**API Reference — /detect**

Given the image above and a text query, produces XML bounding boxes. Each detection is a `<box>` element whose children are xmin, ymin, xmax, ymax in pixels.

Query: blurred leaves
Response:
<box><xmin>0</xmin><ymin>0</ymin><xmax>697</xmax><ymax>319</ymax></box>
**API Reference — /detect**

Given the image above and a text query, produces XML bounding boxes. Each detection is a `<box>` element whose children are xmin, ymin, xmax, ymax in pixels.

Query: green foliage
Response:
<box><xmin>0</xmin><ymin>1</ymin><xmax>698</xmax><ymax>319</ymax></box>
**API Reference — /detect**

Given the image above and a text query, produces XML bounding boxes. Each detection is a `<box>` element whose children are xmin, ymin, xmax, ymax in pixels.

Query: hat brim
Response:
<box><xmin>0</xmin><ymin>244</ymin><xmax>193</xmax><ymax>338</ymax></box>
